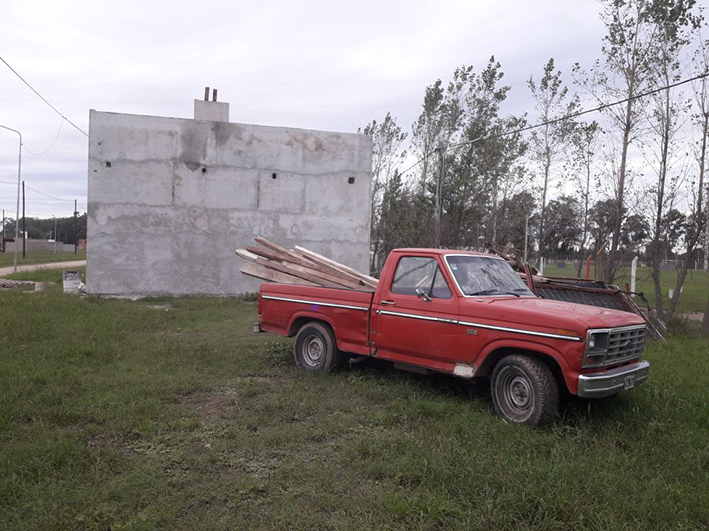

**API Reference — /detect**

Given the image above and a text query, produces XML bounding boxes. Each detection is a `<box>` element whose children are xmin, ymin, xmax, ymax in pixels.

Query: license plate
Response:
<box><xmin>624</xmin><ymin>374</ymin><xmax>635</xmax><ymax>390</ymax></box>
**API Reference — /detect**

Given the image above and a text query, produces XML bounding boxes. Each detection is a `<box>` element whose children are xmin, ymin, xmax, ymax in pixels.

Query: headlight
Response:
<box><xmin>584</xmin><ymin>331</ymin><xmax>610</xmax><ymax>368</ymax></box>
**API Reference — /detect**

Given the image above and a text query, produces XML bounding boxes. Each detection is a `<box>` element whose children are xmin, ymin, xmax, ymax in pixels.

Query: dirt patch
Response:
<box><xmin>182</xmin><ymin>393</ymin><xmax>237</xmax><ymax>421</ymax></box>
<box><xmin>158</xmin><ymin>329</ymin><xmax>212</xmax><ymax>338</ymax></box>
<box><xmin>87</xmin><ymin>434</ymin><xmax>123</xmax><ymax>450</ymax></box>
<box><xmin>247</xmin><ymin>375</ymin><xmax>280</xmax><ymax>384</ymax></box>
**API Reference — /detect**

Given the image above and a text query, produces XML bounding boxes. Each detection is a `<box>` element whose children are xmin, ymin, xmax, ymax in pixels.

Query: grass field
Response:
<box><xmin>0</xmin><ymin>249</ymin><xmax>86</xmax><ymax>268</ymax></box>
<box><xmin>542</xmin><ymin>264</ymin><xmax>709</xmax><ymax>315</ymax></box>
<box><xmin>2</xmin><ymin>278</ymin><xmax>709</xmax><ymax>529</ymax></box>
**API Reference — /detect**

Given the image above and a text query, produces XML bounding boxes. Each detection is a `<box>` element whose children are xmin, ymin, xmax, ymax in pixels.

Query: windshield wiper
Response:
<box><xmin>468</xmin><ymin>289</ymin><xmax>520</xmax><ymax>297</ymax></box>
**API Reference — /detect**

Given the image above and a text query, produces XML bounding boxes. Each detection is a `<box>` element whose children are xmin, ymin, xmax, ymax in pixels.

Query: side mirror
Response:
<box><xmin>415</xmin><ymin>288</ymin><xmax>432</xmax><ymax>302</ymax></box>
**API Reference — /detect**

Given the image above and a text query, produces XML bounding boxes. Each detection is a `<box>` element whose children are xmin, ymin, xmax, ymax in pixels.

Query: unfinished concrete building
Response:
<box><xmin>87</xmin><ymin>90</ymin><xmax>373</xmax><ymax>296</ymax></box>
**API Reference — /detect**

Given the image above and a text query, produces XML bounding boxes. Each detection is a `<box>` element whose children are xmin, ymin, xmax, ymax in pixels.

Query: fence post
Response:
<box><xmin>630</xmin><ymin>256</ymin><xmax>638</xmax><ymax>297</ymax></box>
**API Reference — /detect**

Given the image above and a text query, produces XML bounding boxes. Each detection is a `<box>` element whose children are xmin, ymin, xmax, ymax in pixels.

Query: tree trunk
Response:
<box><xmin>667</xmin><ymin>113</ymin><xmax>708</xmax><ymax>319</ymax></box>
<box><xmin>577</xmin><ymin>153</ymin><xmax>592</xmax><ymax>278</ymax></box>
<box><xmin>650</xmin><ymin>90</ymin><xmax>672</xmax><ymax>317</ymax></box>
<box><xmin>539</xmin><ymin>151</ymin><xmax>551</xmax><ymax>261</ymax></box>
<box><xmin>606</xmin><ymin>96</ymin><xmax>634</xmax><ymax>284</ymax></box>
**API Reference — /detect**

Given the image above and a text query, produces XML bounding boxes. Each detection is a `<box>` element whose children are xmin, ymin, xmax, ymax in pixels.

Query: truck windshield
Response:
<box><xmin>445</xmin><ymin>255</ymin><xmax>534</xmax><ymax>297</ymax></box>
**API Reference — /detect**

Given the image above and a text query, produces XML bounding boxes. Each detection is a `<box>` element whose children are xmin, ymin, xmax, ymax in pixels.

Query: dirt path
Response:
<box><xmin>0</xmin><ymin>260</ymin><xmax>86</xmax><ymax>277</ymax></box>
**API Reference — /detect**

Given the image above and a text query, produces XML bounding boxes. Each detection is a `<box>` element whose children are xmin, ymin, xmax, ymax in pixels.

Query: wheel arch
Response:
<box><xmin>475</xmin><ymin>342</ymin><xmax>571</xmax><ymax>392</ymax></box>
<box><xmin>287</xmin><ymin>312</ymin><xmax>336</xmax><ymax>338</ymax></box>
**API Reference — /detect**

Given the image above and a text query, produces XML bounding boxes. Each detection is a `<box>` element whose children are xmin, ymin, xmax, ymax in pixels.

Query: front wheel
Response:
<box><xmin>491</xmin><ymin>355</ymin><xmax>559</xmax><ymax>427</ymax></box>
<box><xmin>294</xmin><ymin>322</ymin><xmax>341</xmax><ymax>372</ymax></box>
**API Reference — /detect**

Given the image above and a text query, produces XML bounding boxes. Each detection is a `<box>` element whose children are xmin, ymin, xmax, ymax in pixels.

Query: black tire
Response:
<box><xmin>491</xmin><ymin>355</ymin><xmax>559</xmax><ymax>427</ymax></box>
<box><xmin>293</xmin><ymin>322</ymin><xmax>341</xmax><ymax>372</ymax></box>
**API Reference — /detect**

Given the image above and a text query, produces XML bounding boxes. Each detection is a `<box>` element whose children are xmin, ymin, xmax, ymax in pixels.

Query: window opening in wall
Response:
<box><xmin>348</xmin><ymin>177</ymin><xmax>355</xmax><ymax>184</ymax></box>
<box><xmin>272</xmin><ymin>173</ymin><xmax>277</xmax><ymax>179</ymax></box>
<box><xmin>105</xmin><ymin>161</ymin><xmax>111</xmax><ymax>168</ymax></box>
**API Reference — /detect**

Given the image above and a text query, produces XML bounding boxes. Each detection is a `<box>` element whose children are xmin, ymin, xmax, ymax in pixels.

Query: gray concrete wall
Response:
<box><xmin>87</xmin><ymin>110</ymin><xmax>372</xmax><ymax>296</ymax></box>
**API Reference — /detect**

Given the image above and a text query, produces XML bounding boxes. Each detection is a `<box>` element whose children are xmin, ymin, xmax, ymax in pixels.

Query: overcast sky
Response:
<box><xmin>0</xmin><ymin>0</ymin><xmax>607</xmax><ymax>220</ymax></box>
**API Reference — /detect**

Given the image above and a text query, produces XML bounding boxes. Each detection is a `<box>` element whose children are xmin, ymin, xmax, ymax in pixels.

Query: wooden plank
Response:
<box><xmin>253</xmin><ymin>236</ymin><xmax>368</xmax><ymax>286</ymax></box>
<box><xmin>238</xmin><ymin>249</ymin><xmax>353</xmax><ymax>289</ymax></box>
<box><xmin>294</xmin><ymin>246</ymin><xmax>379</xmax><ymax>285</ymax></box>
<box><xmin>240</xmin><ymin>262</ymin><xmax>318</xmax><ymax>286</ymax></box>
<box><xmin>282</xmin><ymin>262</ymin><xmax>372</xmax><ymax>291</ymax></box>
<box><xmin>245</xmin><ymin>245</ymin><xmax>296</xmax><ymax>264</ymax></box>
<box><xmin>255</xmin><ymin>236</ymin><xmax>308</xmax><ymax>264</ymax></box>
<box><xmin>244</xmin><ymin>243</ymin><xmax>366</xmax><ymax>287</ymax></box>
<box><xmin>294</xmin><ymin>246</ymin><xmax>379</xmax><ymax>287</ymax></box>
<box><xmin>290</xmin><ymin>248</ymin><xmax>371</xmax><ymax>287</ymax></box>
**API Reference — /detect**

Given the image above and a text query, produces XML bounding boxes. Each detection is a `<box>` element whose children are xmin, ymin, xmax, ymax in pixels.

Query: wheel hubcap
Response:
<box><xmin>500</xmin><ymin>371</ymin><xmax>534</xmax><ymax>417</ymax></box>
<box><xmin>303</xmin><ymin>336</ymin><xmax>324</xmax><ymax>366</ymax></box>
<box><xmin>508</xmin><ymin>376</ymin><xmax>530</xmax><ymax>408</ymax></box>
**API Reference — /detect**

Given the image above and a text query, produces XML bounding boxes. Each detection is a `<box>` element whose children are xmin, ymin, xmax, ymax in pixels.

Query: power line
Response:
<box><xmin>25</xmin><ymin>185</ymin><xmax>75</xmax><ymax>203</ymax></box>
<box><xmin>448</xmin><ymin>70</ymin><xmax>709</xmax><ymax>151</ymax></box>
<box><xmin>0</xmin><ymin>55</ymin><xmax>89</xmax><ymax>138</ymax></box>
<box><xmin>397</xmin><ymin>70</ymin><xmax>709</xmax><ymax>179</ymax></box>
<box><xmin>22</xmin><ymin>120</ymin><xmax>64</xmax><ymax>156</ymax></box>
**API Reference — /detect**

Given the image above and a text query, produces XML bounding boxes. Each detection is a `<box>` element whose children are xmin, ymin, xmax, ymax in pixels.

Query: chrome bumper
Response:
<box><xmin>577</xmin><ymin>360</ymin><xmax>650</xmax><ymax>398</ymax></box>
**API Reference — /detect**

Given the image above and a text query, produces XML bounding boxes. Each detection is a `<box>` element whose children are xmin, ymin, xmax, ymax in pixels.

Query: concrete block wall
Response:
<box><xmin>87</xmin><ymin>110</ymin><xmax>372</xmax><ymax>296</ymax></box>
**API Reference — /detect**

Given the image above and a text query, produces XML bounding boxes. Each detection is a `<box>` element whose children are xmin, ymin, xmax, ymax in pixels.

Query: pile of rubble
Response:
<box><xmin>0</xmin><ymin>278</ymin><xmax>38</xmax><ymax>290</ymax></box>
<box><xmin>488</xmin><ymin>245</ymin><xmax>666</xmax><ymax>340</ymax></box>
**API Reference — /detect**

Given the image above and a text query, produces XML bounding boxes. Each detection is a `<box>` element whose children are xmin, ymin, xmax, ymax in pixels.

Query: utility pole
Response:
<box><xmin>74</xmin><ymin>200</ymin><xmax>78</xmax><ymax>255</ymax></box>
<box><xmin>53</xmin><ymin>215</ymin><xmax>57</xmax><ymax>254</ymax></box>
<box><xmin>524</xmin><ymin>215</ymin><xmax>529</xmax><ymax>262</ymax></box>
<box><xmin>0</xmin><ymin>124</ymin><xmax>22</xmax><ymax>273</ymax></box>
<box><xmin>22</xmin><ymin>180</ymin><xmax>25</xmax><ymax>258</ymax></box>
<box><xmin>434</xmin><ymin>146</ymin><xmax>445</xmax><ymax>248</ymax></box>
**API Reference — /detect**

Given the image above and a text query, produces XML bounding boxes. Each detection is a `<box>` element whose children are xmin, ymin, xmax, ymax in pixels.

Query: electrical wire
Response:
<box><xmin>22</xmin><ymin>120</ymin><xmax>64</xmax><ymax>156</ymax></box>
<box><xmin>0</xmin><ymin>55</ymin><xmax>89</xmax><ymax>138</ymax></box>
<box><xmin>447</xmin><ymin>70</ymin><xmax>709</xmax><ymax>151</ymax></box>
<box><xmin>396</xmin><ymin>70</ymin><xmax>709</xmax><ymax>179</ymax></box>
<box><xmin>25</xmin><ymin>185</ymin><xmax>75</xmax><ymax>203</ymax></box>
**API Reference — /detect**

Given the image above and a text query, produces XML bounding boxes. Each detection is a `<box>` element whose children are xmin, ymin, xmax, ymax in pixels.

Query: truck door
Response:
<box><xmin>370</xmin><ymin>255</ymin><xmax>460</xmax><ymax>368</ymax></box>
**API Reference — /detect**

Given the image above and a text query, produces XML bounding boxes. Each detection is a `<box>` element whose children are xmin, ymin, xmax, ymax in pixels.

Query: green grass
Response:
<box><xmin>1</xmin><ymin>281</ymin><xmax>709</xmax><ymax>529</ymax></box>
<box><xmin>543</xmin><ymin>264</ymin><xmax>709</xmax><ymax>314</ymax></box>
<box><xmin>0</xmin><ymin>249</ymin><xmax>86</xmax><ymax>268</ymax></box>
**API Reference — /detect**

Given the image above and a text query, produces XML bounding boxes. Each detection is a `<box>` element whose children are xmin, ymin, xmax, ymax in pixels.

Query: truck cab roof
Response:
<box><xmin>391</xmin><ymin>248</ymin><xmax>497</xmax><ymax>258</ymax></box>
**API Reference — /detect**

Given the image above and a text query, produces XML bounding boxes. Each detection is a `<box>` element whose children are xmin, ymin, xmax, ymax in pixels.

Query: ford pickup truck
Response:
<box><xmin>256</xmin><ymin>249</ymin><xmax>650</xmax><ymax>426</ymax></box>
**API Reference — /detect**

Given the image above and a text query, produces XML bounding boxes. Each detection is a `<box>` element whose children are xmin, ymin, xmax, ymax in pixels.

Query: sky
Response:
<box><xmin>0</xmin><ymin>0</ymin><xmax>608</xmax><ymax>220</ymax></box>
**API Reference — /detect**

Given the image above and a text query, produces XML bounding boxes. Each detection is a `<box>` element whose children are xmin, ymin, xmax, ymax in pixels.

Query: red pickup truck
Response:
<box><xmin>256</xmin><ymin>249</ymin><xmax>649</xmax><ymax>426</ymax></box>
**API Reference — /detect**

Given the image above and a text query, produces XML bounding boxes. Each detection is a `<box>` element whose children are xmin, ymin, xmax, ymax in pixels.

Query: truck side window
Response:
<box><xmin>391</xmin><ymin>257</ymin><xmax>451</xmax><ymax>299</ymax></box>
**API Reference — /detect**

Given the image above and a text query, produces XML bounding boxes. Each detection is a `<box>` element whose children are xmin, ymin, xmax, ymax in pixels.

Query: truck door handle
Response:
<box><xmin>380</xmin><ymin>300</ymin><xmax>396</xmax><ymax>305</ymax></box>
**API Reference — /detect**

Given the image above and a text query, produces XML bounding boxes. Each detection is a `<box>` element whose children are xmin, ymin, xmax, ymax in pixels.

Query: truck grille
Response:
<box><xmin>584</xmin><ymin>326</ymin><xmax>646</xmax><ymax>368</ymax></box>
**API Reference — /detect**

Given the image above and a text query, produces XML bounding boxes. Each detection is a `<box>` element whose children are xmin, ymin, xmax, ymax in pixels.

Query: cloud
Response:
<box><xmin>0</xmin><ymin>0</ymin><xmax>606</xmax><ymax>217</ymax></box>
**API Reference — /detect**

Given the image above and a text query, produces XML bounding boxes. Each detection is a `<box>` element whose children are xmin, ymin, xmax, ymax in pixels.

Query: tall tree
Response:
<box><xmin>643</xmin><ymin>0</ymin><xmax>698</xmax><ymax>317</ymax></box>
<box><xmin>359</xmin><ymin>114</ymin><xmax>407</xmax><ymax>273</ymax></box>
<box><xmin>574</xmin><ymin>0</ymin><xmax>696</xmax><ymax>283</ymax></box>
<box><xmin>528</xmin><ymin>58</ymin><xmax>579</xmax><ymax>262</ymax></box>
<box><xmin>569</xmin><ymin>121</ymin><xmax>601</xmax><ymax>276</ymax></box>
<box><xmin>667</xmin><ymin>29</ymin><xmax>709</xmax><ymax>318</ymax></box>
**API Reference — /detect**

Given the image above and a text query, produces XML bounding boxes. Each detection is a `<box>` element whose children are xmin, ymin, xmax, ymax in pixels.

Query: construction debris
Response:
<box><xmin>488</xmin><ymin>244</ymin><xmax>666</xmax><ymax>340</ymax></box>
<box><xmin>236</xmin><ymin>236</ymin><xmax>379</xmax><ymax>292</ymax></box>
<box><xmin>0</xmin><ymin>278</ymin><xmax>38</xmax><ymax>289</ymax></box>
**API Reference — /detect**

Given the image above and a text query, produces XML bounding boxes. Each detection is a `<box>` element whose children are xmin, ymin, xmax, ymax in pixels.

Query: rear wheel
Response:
<box><xmin>294</xmin><ymin>322</ymin><xmax>341</xmax><ymax>372</ymax></box>
<box><xmin>491</xmin><ymin>355</ymin><xmax>559</xmax><ymax>426</ymax></box>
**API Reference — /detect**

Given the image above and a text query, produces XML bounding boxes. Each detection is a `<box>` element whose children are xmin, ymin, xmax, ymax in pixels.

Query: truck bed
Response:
<box><xmin>259</xmin><ymin>283</ymin><xmax>374</xmax><ymax>355</ymax></box>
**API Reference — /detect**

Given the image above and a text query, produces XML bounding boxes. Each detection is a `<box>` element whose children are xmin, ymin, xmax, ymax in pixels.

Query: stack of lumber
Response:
<box><xmin>236</xmin><ymin>236</ymin><xmax>378</xmax><ymax>292</ymax></box>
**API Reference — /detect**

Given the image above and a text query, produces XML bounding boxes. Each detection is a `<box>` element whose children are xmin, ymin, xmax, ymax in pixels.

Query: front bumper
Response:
<box><xmin>577</xmin><ymin>360</ymin><xmax>650</xmax><ymax>398</ymax></box>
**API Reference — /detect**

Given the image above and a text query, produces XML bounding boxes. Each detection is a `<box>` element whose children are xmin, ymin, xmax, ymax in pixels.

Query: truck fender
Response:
<box><xmin>473</xmin><ymin>339</ymin><xmax>574</xmax><ymax>392</ymax></box>
<box><xmin>286</xmin><ymin>311</ymin><xmax>338</xmax><ymax>339</ymax></box>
